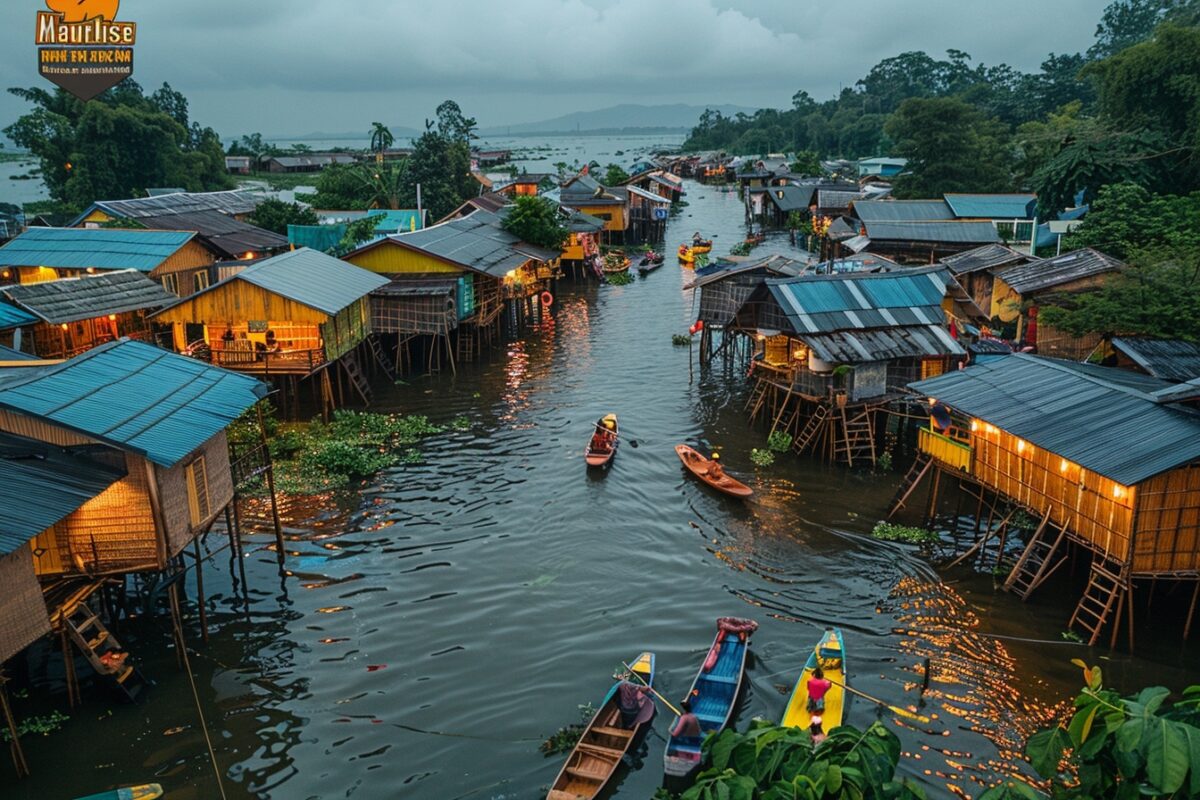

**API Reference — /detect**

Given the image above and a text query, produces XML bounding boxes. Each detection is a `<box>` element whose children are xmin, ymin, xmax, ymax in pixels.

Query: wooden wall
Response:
<box><xmin>573</xmin><ymin>204</ymin><xmax>626</xmax><ymax>232</ymax></box>
<box><xmin>62</xmin><ymin>455</ymin><xmax>161</xmax><ymax>573</ymax></box>
<box><xmin>321</xmin><ymin>298</ymin><xmax>370</xmax><ymax>361</ymax></box>
<box><xmin>0</xmin><ymin>549</ymin><xmax>51</xmax><ymax>663</ymax></box>
<box><xmin>157</xmin><ymin>431</ymin><xmax>233</xmax><ymax>558</ymax></box>
<box><xmin>153</xmin><ymin>281</ymin><xmax>332</xmax><ymax>326</ymax></box>
<box><xmin>968</xmin><ymin>420</ymin><xmax>1135</xmax><ymax>563</ymax></box>
<box><xmin>344</xmin><ymin>243</ymin><xmax>464</xmax><ymax>275</ymax></box>
<box><xmin>1133</xmin><ymin>464</ymin><xmax>1200</xmax><ymax>574</ymax></box>
<box><xmin>151</xmin><ymin>240</ymin><xmax>216</xmax><ymax>297</ymax></box>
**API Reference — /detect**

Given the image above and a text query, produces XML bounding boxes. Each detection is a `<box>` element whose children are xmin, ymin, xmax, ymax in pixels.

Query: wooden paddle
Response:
<box><xmin>827</xmin><ymin>678</ymin><xmax>931</xmax><ymax>724</ymax></box>
<box><xmin>620</xmin><ymin>661</ymin><xmax>682</xmax><ymax>717</ymax></box>
<box><xmin>593</xmin><ymin>421</ymin><xmax>639</xmax><ymax>447</ymax></box>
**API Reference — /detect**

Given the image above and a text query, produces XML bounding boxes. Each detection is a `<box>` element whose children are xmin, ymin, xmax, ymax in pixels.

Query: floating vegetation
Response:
<box><xmin>1060</xmin><ymin>630</ymin><xmax>1084</xmax><ymax>643</ymax></box>
<box><xmin>1</xmin><ymin>711</ymin><xmax>69</xmax><ymax>741</ymax></box>
<box><xmin>876</xmin><ymin>451</ymin><xmax>893</xmax><ymax>472</ymax></box>
<box><xmin>607</xmin><ymin>271</ymin><xmax>633</xmax><ymax>286</ymax></box>
<box><xmin>750</xmin><ymin>448</ymin><xmax>775</xmax><ymax>467</ymax></box>
<box><xmin>870</xmin><ymin>522</ymin><xmax>940</xmax><ymax>545</ymax></box>
<box><xmin>672</xmin><ymin>334</ymin><xmax>691</xmax><ymax>347</ymax></box>
<box><xmin>766</xmin><ymin>430</ymin><xmax>793</xmax><ymax>453</ymax></box>
<box><xmin>541</xmin><ymin>704</ymin><xmax>596</xmax><ymax>755</ymax></box>
<box><xmin>450</xmin><ymin>415</ymin><xmax>471</xmax><ymax>431</ymax></box>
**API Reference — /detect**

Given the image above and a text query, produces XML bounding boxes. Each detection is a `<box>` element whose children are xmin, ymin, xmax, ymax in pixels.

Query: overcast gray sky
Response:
<box><xmin>1</xmin><ymin>0</ymin><xmax>1108</xmax><ymax>139</ymax></box>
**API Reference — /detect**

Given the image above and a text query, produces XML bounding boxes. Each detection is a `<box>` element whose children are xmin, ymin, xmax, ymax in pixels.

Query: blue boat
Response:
<box><xmin>663</xmin><ymin>617</ymin><xmax>758</xmax><ymax>778</ymax></box>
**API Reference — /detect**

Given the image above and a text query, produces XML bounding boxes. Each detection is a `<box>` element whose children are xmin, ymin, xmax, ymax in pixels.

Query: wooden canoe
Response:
<box><xmin>585</xmin><ymin>415</ymin><xmax>618</xmax><ymax>467</ymax></box>
<box><xmin>602</xmin><ymin>251</ymin><xmax>631</xmax><ymax>273</ymax></box>
<box><xmin>675</xmin><ymin>445</ymin><xmax>752</xmax><ymax>499</ymax></box>
<box><xmin>781</xmin><ymin>628</ymin><xmax>847</xmax><ymax>733</ymax></box>
<box><xmin>663</xmin><ymin>618</ymin><xmax>757</xmax><ymax>778</ymax></box>
<box><xmin>637</xmin><ymin>258</ymin><xmax>663</xmax><ymax>275</ymax></box>
<box><xmin>74</xmin><ymin>786</ymin><xmax>163</xmax><ymax>800</ymax></box>
<box><xmin>547</xmin><ymin>652</ymin><xmax>656</xmax><ymax>800</ymax></box>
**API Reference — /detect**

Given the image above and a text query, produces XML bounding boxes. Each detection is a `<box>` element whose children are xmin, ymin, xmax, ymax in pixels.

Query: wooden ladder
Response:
<box><xmin>1004</xmin><ymin>511</ymin><xmax>1069</xmax><ymax>600</ymax></box>
<box><xmin>792</xmin><ymin>404</ymin><xmax>830</xmax><ymax>455</ymax></box>
<box><xmin>1069</xmin><ymin>557</ymin><xmax>1130</xmax><ymax>646</ymax></box>
<box><xmin>457</xmin><ymin>327</ymin><xmax>475</xmax><ymax>362</ymax></box>
<box><xmin>835</xmin><ymin>408</ymin><xmax>875</xmax><ymax>467</ymax></box>
<box><xmin>744</xmin><ymin>377</ymin><xmax>769</xmax><ymax>415</ymax></box>
<box><xmin>367</xmin><ymin>334</ymin><xmax>396</xmax><ymax>382</ymax></box>
<box><xmin>341</xmin><ymin>352</ymin><xmax>373</xmax><ymax>406</ymax></box>
<box><xmin>886</xmin><ymin>453</ymin><xmax>933</xmax><ymax>518</ymax></box>
<box><xmin>62</xmin><ymin>600</ymin><xmax>144</xmax><ymax>702</ymax></box>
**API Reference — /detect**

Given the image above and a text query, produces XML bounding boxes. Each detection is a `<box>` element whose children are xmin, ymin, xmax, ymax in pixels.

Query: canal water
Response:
<box><xmin>9</xmin><ymin>181</ymin><xmax>1199</xmax><ymax>800</ymax></box>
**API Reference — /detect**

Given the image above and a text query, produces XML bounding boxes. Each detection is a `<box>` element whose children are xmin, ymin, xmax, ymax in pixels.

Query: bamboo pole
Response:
<box><xmin>0</xmin><ymin>673</ymin><xmax>29</xmax><ymax>779</ymax></box>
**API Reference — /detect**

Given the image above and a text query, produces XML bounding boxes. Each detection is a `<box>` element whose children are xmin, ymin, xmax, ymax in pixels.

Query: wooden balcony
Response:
<box><xmin>210</xmin><ymin>346</ymin><xmax>325</xmax><ymax>375</ymax></box>
<box><xmin>919</xmin><ymin>427</ymin><xmax>973</xmax><ymax>472</ymax></box>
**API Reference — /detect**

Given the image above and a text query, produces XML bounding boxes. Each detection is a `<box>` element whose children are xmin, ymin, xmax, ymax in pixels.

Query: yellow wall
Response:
<box><xmin>574</xmin><ymin>204</ymin><xmax>627</xmax><ymax>232</ymax></box>
<box><xmin>343</xmin><ymin>242</ymin><xmax>464</xmax><ymax>275</ymax></box>
<box><xmin>80</xmin><ymin>209</ymin><xmax>113</xmax><ymax>226</ymax></box>
<box><xmin>989</xmin><ymin>277</ymin><xmax>1022</xmax><ymax>323</ymax></box>
<box><xmin>16</xmin><ymin>266</ymin><xmax>63</xmax><ymax>284</ymax></box>
<box><xmin>153</xmin><ymin>280</ymin><xmax>333</xmax><ymax>326</ymax></box>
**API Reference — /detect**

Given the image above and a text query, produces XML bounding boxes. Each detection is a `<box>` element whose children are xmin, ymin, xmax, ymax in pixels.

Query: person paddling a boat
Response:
<box><xmin>617</xmin><ymin>680</ymin><xmax>653</xmax><ymax>728</ymax></box>
<box><xmin>706</xmin><ymin>451</ymin><xmax>725</xmax><ymax>480</ymax></box>
<box><xmin>807</xmin><ymin>666</ymin><xmax>832</xmax><ymax>712</ymax></box>
<box><xmin>669</xmin><ymin>698</ymin><xmax>702</xmax><ymax>742</ymax></box>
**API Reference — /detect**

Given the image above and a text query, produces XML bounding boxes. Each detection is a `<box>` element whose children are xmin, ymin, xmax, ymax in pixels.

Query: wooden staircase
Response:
<box><xmin>341</xmin><ymin>351</ymin><xmax>372</xmax><ymax>406</ymax></box>
<box><xmin>457</xmin><ymin>328</ymin><xmax>476</xmax><ymax>363</ymax></box>
<box><xmin>745</xmin><ymin>378</ymin><xmax>770</xmax><ymax>422</ymax></box>
<box><xmin>1004</xmin><ymin>511</ymin><xmax>1069</xmax><ymax>600</ymax></box>
<box><xmin>886</xmin><ymin>453</ymin><xmax>933</xmax><ymax>518</ymax></box>
<box><xmin>62</xmin><ymin>600</ymin><xmax>145</xmax><ymax>703</ymax></box>
<box><xmin>1069</xmin><ymin>556</ymin><xmax>1130</xmax><ymax>646</ymax></box>
<box><xmin>834</xmin><ymin>408</ymin><xmax>875</xmax><ymax>467</ymax></box>
<box><xmin>792</xmin><ymin>404</ymin><xmax>830</xmax><ymax>456</ymax></box>
<box><xmin>367</xmin><ymin>334</ymin><xmax>396</xmax><ymax>382</ymax></box>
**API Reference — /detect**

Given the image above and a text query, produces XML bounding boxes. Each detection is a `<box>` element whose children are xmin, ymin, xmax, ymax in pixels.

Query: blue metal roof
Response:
<box><xmin>944</xmin><ymin>194</ymin><xmax>1037</xmax><ymax>220</ymax></box>
<box><xmin>851</xmin><ymin>200</ymin><xmax>954</xmax><ymax>222</ymax></box>
<box><xmin>0</xmin><ymin>301</ymin><xmax>38</xmax><ymax>330</ymax></box>
<box><xmin>0</xmin><ymin>228</ymin><xmax>196</xmax><ymax>272</ymax></box>
<box><xmin>366</xmin><ymin>209</ymin><xmax>424</xmax><ymax>233</ymax></box>
<box><xmin>912</xmin><ymin>354</ymin><xmax>1200</xmax><ymax>485</ymax></box>
<box><xmin>236</xmin><ymin>248</ymin><xmax>389</xmax><ymax>315</ymax></box>
<box><xmin>862</xmin><ymin>220</ymin><xmax>1001</xmax><ymax>244</ymax></box>
<box><xmin>0</xmin><ymin>433</ymin><xmax>126</xmax><ymax>554</ymax></box>
<box><xmin>0</xmin><ymin>339</ymin><xmax>268</xmax><ymax>467</ymax></box>
<box><xmin>0</xmin><ymin>345</ymin><xmax>36</xmax><ymax>361</ymax></box>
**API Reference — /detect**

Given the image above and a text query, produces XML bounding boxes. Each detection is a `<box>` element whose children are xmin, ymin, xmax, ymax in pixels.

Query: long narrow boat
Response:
<box><xmin>690</xmin><ymin>240</ymin><xmax>713</xmax><ymax>254</ymax></box>
<box><xmin>675</xmin><ymin>445</ymin><xmax>753</xmax><ymax>499</ymax></box>
<box><xmin>548</xmin><ymin>652</ymin><xmax>656</xmax><ymax>800</ymax></box>
<box><xmin>638</xmin><ymin>257</ymin><xmax>664</xmax><ymax>275</ymax></box>
<box><xmin>664</xmin><ymin>617</ymin><xmax>758</xmax><ymax>778</ymax></box>
<box><xmin>677</xmin><ymin>245</ymin><xmax>695</xmax><ymax>265</ymax></box>
<box><xmin>781</xmin><ymin>628</ymin><xmax>847</xmax><ymax>732</ymax></box>
<box><xmin>74</xmin><ymin>786</ymin><xmax>163</xmax><ymax>800</ymax></box>
<box><xmin>585</xmin><ymin>415</ymin><xmax>618</xmax><ymax>468</ymax></box>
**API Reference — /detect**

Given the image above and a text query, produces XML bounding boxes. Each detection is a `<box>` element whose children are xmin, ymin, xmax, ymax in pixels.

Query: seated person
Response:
<box><xmin>669</xmin><ymin>698</ymin><xmax>702</xmax><ymax>745</ymax></box>
<box><xmin>807</xmin><ymin>666</ymin><xmax>832</xmax><ymax>712</ymax></box>
<box><xmin>707</xmin><ymin>451</ymin><xmax>725</xmax><ymax>479</ymax></box>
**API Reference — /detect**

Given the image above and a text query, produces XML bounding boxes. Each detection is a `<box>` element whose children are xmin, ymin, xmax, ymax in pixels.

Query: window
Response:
<box><xmin>185</xmin><ymin>456</ymin><xmax>210</xmax><ymax>526</ymax></box>
<box><xmin>593</xmin><ymin>213</ymin><xmax>612</xmax><ymax>221</ymax></box>
<box><xmin>161</xmin><ymin>273</ymin><xmax>179</xmax><ymax>295</ymax></box>
<box><xmin>193</xmin><ymin>270</ymin><xmax>211</xmax><ymax>293</ymax></box>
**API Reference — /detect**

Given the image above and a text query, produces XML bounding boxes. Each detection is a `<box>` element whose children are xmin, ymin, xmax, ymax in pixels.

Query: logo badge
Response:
<box><xmin>36</xmin><ymin>0</ymin><xmax>136</xmax><ymax>101</ymax></box>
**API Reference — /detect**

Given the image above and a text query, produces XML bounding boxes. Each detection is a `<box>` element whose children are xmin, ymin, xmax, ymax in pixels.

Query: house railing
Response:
<box><xmin>210</xmin><ymin>346</ymin><xmax>325</xmax><ymax>374</ymax></box>
<box><xmin>919</xmin><ymin>427</ymin><xmax>973</xmax><ymax>472</ymax></box>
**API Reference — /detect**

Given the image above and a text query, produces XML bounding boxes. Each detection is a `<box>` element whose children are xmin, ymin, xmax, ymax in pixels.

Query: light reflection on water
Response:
<box><xmin>9</xmin><ymin>179</ymin><xmax>1197</xmax><ymax>800</ymax></box>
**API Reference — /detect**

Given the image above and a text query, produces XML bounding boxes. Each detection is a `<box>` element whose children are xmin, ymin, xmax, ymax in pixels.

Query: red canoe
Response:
<box><xmin>675</xmin><ymin>445</ymin><xmax>753</xmax><ymax>498</ymax></box>
<box><xmin>586</xmin><ymin>415</ymin><xmax>619</xmax><ymax>467</ymax></box>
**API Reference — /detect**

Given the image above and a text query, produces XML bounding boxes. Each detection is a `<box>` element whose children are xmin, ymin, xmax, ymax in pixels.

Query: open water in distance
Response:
<box><xmin>8</xmin><ymin>179</ymin><xmax>1199</xmax><ymax>800</ymax></box>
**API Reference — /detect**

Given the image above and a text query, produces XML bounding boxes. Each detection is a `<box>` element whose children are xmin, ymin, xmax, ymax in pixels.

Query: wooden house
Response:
<box><xmin>497</xmin><ymin>174</ymin><xmax>553</xmax><ymax>197</ymax></box>
<box><xmin>72</xmin><ymin>190</ymin><xmax>262</xmax><ymax>226</ymax></box>
<box><xmin>907</xmin><ymin>354</ymin><xmax>1200</xmax><ymax>646</ymax></box>
<box><xmin>151</xmin><ymin>248</ymin><xmax>387</xmax><ymax>407</ymax></box>
<box><xmin>0</xmin><ymin>303</ymin><xmax>39</xmax><ymax>353</ymax></box>
<box><xmin>263</xmin><ymin>154</ymin><xmax>357</xmax><ymax>173</ymax></box>
<box><xmin>623</xmin><ymin>184</ymin><xmax>671</xmax><ymax>244</ymax></box>
<box><xmin>0</xmin><ymin>339</ymin><xmax>267</xmax><ymax>579</ymax></box>
<box><xmin>745</xmin><ymin>184</ymin><xmax>816</xmax><ymax>228</ymax></box>
<box><xmin>624</xmin><ymin>170</ymin><xmax>684</xmax><ymax>203</ymax></box>
<box><xmin>225</xmin><ymin>156</ymin><xmax>252</xmax><ymax>175</ymax></box>
<box><xmin>734</xmin><ymin>267</ymin><xmax>980</xmax><ymax>465</ymax></box>
<box><xmin>1105</xmin><ymin>337</ymin><xmax>1200</xmax><ymax>383</ymax></box>
<box><xmin>559</xmin><ymin>175</ymin><xmax>628</xmax><ymax>242</ymax></box>
<box><xmin>0</xmin><ymin>227</ymin><xmax>214</xmax><ymax>296</ymax></box>
<box><xmin>562</xmin><ymin>210</ymin><xmax>605</xmax><ymax>266</ymax></box>
<box><xmin>0</xmin><ymin>270</ymin><xmax>176</xmax><ymax>359</ymax></box>
<box><xmin>939</xmin><ymin>243</ymin><xmax>1038</xmax><ymax>322</ymax></box>
<box><xmin>943</xmin><ymin>194</ymin><xmax>1037</xmax><ymax>253</ymax></box>
<box><xmin>989</xmin><ymin>248</ymin><xmax>1123</xmax><ymax>357</ymax></box>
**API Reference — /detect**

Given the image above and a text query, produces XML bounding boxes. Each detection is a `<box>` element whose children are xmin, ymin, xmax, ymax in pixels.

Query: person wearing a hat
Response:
<box><xmin>707</xmin><ymin>451</ymin><xmax>726</xmax><ymax>480</ymax></box>
<box><xmin>809</xmin><ymin>715</ymin><xmax>827</xmax><ymax>745</ymax></box>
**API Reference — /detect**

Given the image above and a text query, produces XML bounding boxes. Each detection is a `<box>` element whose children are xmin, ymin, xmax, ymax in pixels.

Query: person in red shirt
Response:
<box><xmin>807</xmin><ymin>666</ymin><xmax>832</xmax><ymax>713</ymax></box>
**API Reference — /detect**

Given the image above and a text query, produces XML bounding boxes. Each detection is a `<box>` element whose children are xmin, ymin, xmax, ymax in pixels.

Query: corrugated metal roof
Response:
<box><xmin>371</xmin><ymin>277</ymin><xmax>458</xmax><ymax>298</ymax></box>
<box><xmin>566</xmin><ymin>210</ymin><xmax>606</xmax><ymax>233</ymax></box>
<box><xmin>0</xmin><ymin>345</ymin><xmax>37</xmax><ymax>361</ymax></box>
<box><xmin>0</xmin><ymin>433</ymin><xmax>126</xmax><ymax>554</ymax></box>
<box><xmin>79</xmin><ymin>190</ymin><xmax>263</xmax><ymax>222</ymax></box>
<box><xmin>939</xmin><ymin>243</ymin><xmax>1035</xmax><ymax>275</ymax></box>
<box><xmin>687</xmin><ymin>254</ymin><xmax>806</xmax><ymax>289</ymax></box>
<box><xmin>995</xmin><ymin>247</ymin><xmax>1123</xmax><ymax>294</ymax></box>
<box><xmin>232</xmin><ymin>248</ymin><xmax>388</xmax><ymax>315</ymax></box>
<box><xmin>764</xmin><ymin>185</ymin><xmax>816</xmax><ymax>212</ymax></box>
<box><xmin>0</xmin><ymin>227</ymin><xmax>196</xmax><ymax>273</ymax></box>
<box><xmin>1111</xmin><ymin>337</ymin><xmax>1200</xmax><ymax>383</ymax></box>
<box><xmin>375</xmin><ymin>210</ymin><xmax>553</xmax><ymax>277</ymax></box>
<box><xmin>0</xmin><ymin>339</ymin><xmax>268</xmax><ymax>467</ymax></box>
<box><xmin>816</xmin><ymin>189</ymin><xmax>867</xmax><ymax>209</ymax></box>
<box><xmin>851</xmin><ymin>200</ymin><xmax>954</xmax><ymax>222</ymax></box>
<box><xmin>0</xmin><ymin>301</ymin><xmax>39</xmax><ymax>330</ymax></box>
<box><xmin>2</xmin><ymin>270</ymin><xmax>176</xmax><ymax>324</ymax></box>
<box><xmin>804</xmin><ymin>325</ymin><xmax>963</xmax><ymax>362</ymax></box>
<box><xmin>862</xmin><ymin>220</ymin><xmax>1001</xmax><ymax>244</ymax></box>
<box><xmin>912</xmin><ymin>354</ymin><xmax>1200</xmax><ymax>485</ymax></box>
<box><xmin>944</xmin><ymin>194</ymin><xmax>1037</xmax><ymax>219</ymax></box>
<box><xmin>134</xmin><ymin>210</ymin><xmax>288</xmax><ymax>259</ymax></box>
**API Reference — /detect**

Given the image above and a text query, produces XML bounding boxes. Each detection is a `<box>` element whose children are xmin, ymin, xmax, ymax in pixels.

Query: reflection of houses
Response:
<box><xmin>151</xmin><ymin>248</ymin><xmax>388</xmax><ymax>412</ymax></box>
<box><xmin>734</xmin><ymin>267</ymin><xmax>978</xmax><ymax>465</ymax></box>
<box><xmin>343</xmin><ymin>209</ymin><xmax>560</xmax><ymax>370</ymax></box>
<box><xmin>0</xmin><ymin>228</ymin><xmax>214</xmax><ymax>296</ymax></box>
<box><xmin>0</xmin><ymin>270</ymin><xmax>175</xmax><ymax>358</ymax></box>
<box><xmin>906</xmin><ymin>354</ymin><xmax>1200</xmax><ymax>647</ymax></box>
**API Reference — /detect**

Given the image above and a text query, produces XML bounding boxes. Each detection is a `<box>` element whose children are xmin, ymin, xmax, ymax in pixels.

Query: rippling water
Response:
<box><xmin>11</xmin><ymin>181</ymin><xmax>1198</xmax><ymax>800</ymax></box>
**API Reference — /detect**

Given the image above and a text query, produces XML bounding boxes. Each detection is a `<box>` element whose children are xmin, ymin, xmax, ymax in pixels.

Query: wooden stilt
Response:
<box><xmin>1184</xmin><ymin>579</ymin><xmax>1200</xmax><ymax>640</ymax></box>
<box><xmin>168</xmin><ymin>582</ymin><xmax>186</xmax><ymax>670</ymax></box>
<box><xmin>1126</xmin><ymin>581</ymin><xmax>1135</xmax><ymax>651</ymax></box>
<box><xmin>0</xmin><ymin>674</ymin><xmax>29</xmax><ymax>779</ymax></box>
<box><xmin>60</xmin><ymin>628</ymin><xmax>77</xmax><ymax>709</ymax></box>
<box><xmin>193</xmin><ymin>539</ymin><xmax>209</xmax><ymax>645</ymax></box>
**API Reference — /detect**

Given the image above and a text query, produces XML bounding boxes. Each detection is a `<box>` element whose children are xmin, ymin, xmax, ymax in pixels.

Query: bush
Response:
<box><xmin>750</xmin><ymin>448</ymin><xmax>775</xmax><ymax>467</ymax></box>
<box><xmin>607</xmin><ymin>271</ymin><xmax>632</xmax><ymax>286</ymax></box>
<box><xmin>767</xmin><ymin>430</ymin><xmax>793</xmax><ymax>453</ymax></box>
<box><xmin>302</xmin><ymin>440</ymin><xmax>395</xmax><ymax>481</ymax></box>
<box><xmin>870</xmin><ymin>522</ymin><xmax>940</xmax><ymax>545</ymax></box>
<box><xmin>672</xmin><ymin>334</ymin><xmax>692</xmax><ymax>346</ymax></box>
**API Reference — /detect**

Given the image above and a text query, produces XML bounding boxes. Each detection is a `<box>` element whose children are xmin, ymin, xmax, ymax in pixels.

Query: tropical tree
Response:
<box><xmin>884</xmin><ymin>97</ymin><xmax>1012</xmax><ymax>197</ymax></box>
<box><xmin>500</xmin><ymin>195</ymin><xmax>567</xmax><ymax>250</ymax></box>
<box><xmin>603</xmin><ymin>163</ymin><xmax>630</xmax><ymax>186</ymax></box>
<box><xmin>370</xmin><ymin>122</ymin><xmax>394</xmax><ymax>156</ymax></box>
<box><xmin>248</xmin><ymin>198</ymin><xmax>318</xmax><ymax>234</ymax></box>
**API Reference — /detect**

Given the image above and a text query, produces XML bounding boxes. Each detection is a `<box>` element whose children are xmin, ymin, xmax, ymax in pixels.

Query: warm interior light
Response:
<box><xmin>241</xmin><ymin>251</ymin><xmax>256</xmax><ymax>260</ymax></box>
<box><xmin>927</xmin><ymin>397</ymin><xmax>937</xmax><ymax>405</ymax></box>
<box><xmin>86</xmin><ymin>267</ymin><xmax>96</xmax><ymax>274</ymax></box>
<box><xmin>1060</xmin><ymin>459</ymin><xmax>1069</xmax><ymax>473</ymax></box>
<box><xmin>60</xmin><ymin>323</ymin><xmax>68</xmax><ymax>330</ymax></box>
<box><xmin>1112</xmin><ymin>485</ymin><xmax>1125</xmax><ymax>499</ymax></box>
<box><xmin>970</xmin><ymin>421</ymin><xmax>979</xmax><ymax>432</ymax></box>
<box><xmin>107</xmin><ymin>314</ymin><xmax>116</xmax><ymax>321</ymax></box>
<box><xmin>1017</xmin><ymin>440</ymin><xmax>1026</xmax><ymax>453</ymax></box>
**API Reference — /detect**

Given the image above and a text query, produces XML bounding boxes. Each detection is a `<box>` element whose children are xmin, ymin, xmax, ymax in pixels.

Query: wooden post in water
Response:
<box><xmin>0</xmin><ymin>673</ymin><xmax>29</xmax><ymax>779</ymax></box>
<box><xmin>256</xmin><ymin>403</ymin><xmax>286</xmax><ymax>568</ymax></box>
<box><xmin>194</xmin><ymin>538</ymin><xmax>209</xmax><ymax>645</ymax></box>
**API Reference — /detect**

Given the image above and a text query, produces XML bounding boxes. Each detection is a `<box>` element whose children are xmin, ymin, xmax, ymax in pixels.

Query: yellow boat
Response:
<box><xmin>781</xmin><ymin>628</ymin><xmax>846</xmax><ymax>732</ymax></box>
<box><xmin>677</xmin><ymin>245</ymin><xmax>695</xmax><ymax>265</ymax></box>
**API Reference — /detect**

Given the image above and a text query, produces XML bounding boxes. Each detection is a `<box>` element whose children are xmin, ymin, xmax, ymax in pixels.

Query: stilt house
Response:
<box><xmin>939</xmin><ymin>243</ymin><xmax>1038</xmax><ymax>319</ymax></box>
<box><xmin>908</xmin><ymin>355</ymin><xmax>1200</xmax><ymax>646</ymax></box>
<box><xmin>685</xmin><ymin>255</ymin><xmax>806</xmax><ymax>363</ymax></box>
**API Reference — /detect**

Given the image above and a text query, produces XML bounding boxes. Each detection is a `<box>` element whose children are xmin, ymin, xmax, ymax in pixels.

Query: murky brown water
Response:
<box><xmin>8</xmin><ymin>180</ymin><xmax>1198</xmax><ymax>800</ymax></box>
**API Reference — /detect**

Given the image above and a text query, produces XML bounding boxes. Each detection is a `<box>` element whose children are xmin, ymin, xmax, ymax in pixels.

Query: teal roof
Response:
<box><xmin>366</xmin><ymin>209</ymin><xmax>424</xmax><ymax>233</ymax></box>
<box><xmin>0</xmin><ymin>339</ymin><xmax>268</xmax><ymax>467</ymax></box>
<box><xmin>0</xmin><ymin>301</ymin><xmax>38</xmax><ymax>330</ymax></box>
<box><xmin>288</xmin><ymin>224</ymin><xmax>346</xmax><ymax>252</ymax></box>
<box><xmin>944</xmin><ymin>194</ymin><xmax>1037</xmax><ymax>220</ymax></box>
<box><xmin>0</xmin><ymin>228</ymin><xmax>197</xmax><ymax>272</ymax></box>
<box><xmin>0</xmin><ymin>433</ymin><xmax>126</xmax><ymax>554</ymax></box>
<box><xmin>0</xmin><ymin>345</ymin><xmax>36</xmax><ymax>361</ymax></box>
<box><xmin>235</xmin><ymin>248</ymin><xmax>389</xmax><ymax>315</ymax></box>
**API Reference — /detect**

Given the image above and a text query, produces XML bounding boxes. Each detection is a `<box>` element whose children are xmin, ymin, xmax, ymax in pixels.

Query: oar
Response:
<box><xmin>827</xmin><ymin>678</ymin><xmax>930</xmax><ymax>724</ymax></box>
<box><xmin>621</xmin><ymin>661</ymin><xmax>682</xmax><ymax>717</ymax></box>
<box><xmin>593</xmin><ymin>422</ymin><xmax>639</xmax><ymax>447</ymax></box>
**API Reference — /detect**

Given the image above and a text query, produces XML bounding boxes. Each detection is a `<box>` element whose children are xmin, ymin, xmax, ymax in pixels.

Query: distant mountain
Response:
<box><xmin>479</xmin><ymin>103</ymin><xmax>760</xmax><ymax>135</ymax></box>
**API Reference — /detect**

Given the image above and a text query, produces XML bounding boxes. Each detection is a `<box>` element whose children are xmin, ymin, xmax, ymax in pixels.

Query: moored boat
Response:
<box><xmin>663</xmin><ymin>617</ymin><xmax>758</xmax><ymax>779</ymax></box>
<box><xmin>585</xmin><ymin>415</ymin><xmax>618</xmax><ymax>468</ymax></box>
<box><xmin>602</xmin><ymin>250</ymin><xmax>631</xmax><ymax>273</ymax></box>
<box><xmin>547</xmin><ymin>652</ymin><xmax>656</xmax><ymax>800</ymax></box>
<box><xmin>690</xmin><ymin>240</ymin><xmax>713</xmax><ymax>254</ymax></box>
<box><xmin>675</xmin><ymin>445</ymin><xmax>752</xmax><ymax>499</ymax></box>
<box><xmin>781</xmin><ymin>628</ymin><xmax>846</xmax><ymax>733</ymax></box>
<box><xmin>74</xmin><ymin>786</ymin><xmax>163</xmax><ymax>800</ymax></box>
<box><xmin>677</xmin><ymin>245</ymin><xmax>695</xmax><ymax>265</ymax></box>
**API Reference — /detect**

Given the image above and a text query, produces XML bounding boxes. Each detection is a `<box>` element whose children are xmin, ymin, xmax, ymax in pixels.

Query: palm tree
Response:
<box><xmin>370</xmin><ymin>122</ymin><xmax>394</xmax><ymax>157</ymax></box>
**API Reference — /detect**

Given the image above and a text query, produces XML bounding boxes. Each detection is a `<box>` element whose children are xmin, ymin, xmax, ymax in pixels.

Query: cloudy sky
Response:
<box><xmin>1</xmin><ymin>0</ymin><xmax>1107</xmax><ymax>139</ymax></box>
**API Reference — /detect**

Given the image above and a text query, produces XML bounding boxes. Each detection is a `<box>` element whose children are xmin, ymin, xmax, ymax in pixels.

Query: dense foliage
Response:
<box><xmin>4</xmin><ymin>80</ymin><xmax>230</xmax><ymax>209</ymax></box>
<box><xmin>248</xmin><ymin>198</ymin><xmax>318</xmax><ymax>234</ymax></box>
<box><xmin>501</xmin><ymin>195</ymin><xmax>567</xmax><ymax>249</ymax></box>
